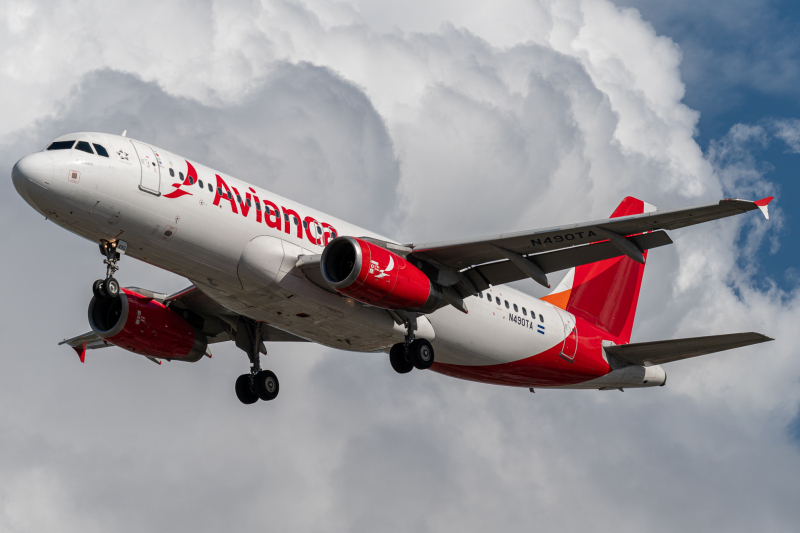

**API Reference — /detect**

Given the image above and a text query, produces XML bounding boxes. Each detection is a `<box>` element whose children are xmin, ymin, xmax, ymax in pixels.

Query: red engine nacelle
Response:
<box><xmin>88</xmin><ymin>288</ymin><xmax>208</xmax><ymax>362</ymax></box>
<box><xmin>320</xmin><ymin>236</ymin><xmax>441</xmax><ymax>312</ymax></box>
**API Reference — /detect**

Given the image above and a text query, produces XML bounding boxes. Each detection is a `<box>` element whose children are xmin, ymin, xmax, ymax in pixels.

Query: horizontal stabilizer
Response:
<box><xmin>604</xmin><ymin>332</ymin><xmax>773</xmax><ymax>366</ymax></box>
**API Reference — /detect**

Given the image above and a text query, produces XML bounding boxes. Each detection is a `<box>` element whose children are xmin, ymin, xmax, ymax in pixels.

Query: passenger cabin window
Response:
<box><xmin>198</xmin><ymin>179</ymin><xmax>203</xmax><ymax>188</ymax></box>
<box><xmin>208</xmin><ymin>183</ymin><xmax>212</xmax><ymax>192</ymax></box>
<box><xmin>522</xmin><ymin>307</ymin><xmax>527</xmax><ymax>316</ymax></box>
<box><xmin>75</xmin><ymin>141</ymin><xmax>94</xmax><ymax>154</ymax></box>
<box><xmin>47</xmin><ymin>140</ymin><xmax>75</xmax><ymax>150</ymax></box>
<box><xmin>504</xmin><ymin>301</ymin><xmax>509</xmax><ymax>309</ymax></box>
<box><xmin>217</xmin><ymin>187</ymin><xmax>223</xmax><ymax>196</ymax></box>
<box><xmin>93</xmin><ymin>144</ymin><xmax>109</xmax><ymax>157</ymax></box>
<box><xmin>539</xmin><ymin>314</ymin><xmax>544</xmax><ymax>323</ymax></box>
<box><xmin>486</xmin><ymin>293</ymin><xmax>491</xmax><ymax>301</ymax></box>
<box><xmin>255</xmin><ymin>202</ymin><xmax>261</xmax><ymax>211</ymax></box>
<box><xmin>246</xmin><ymin>198</ymin><xmax>252</xmax><ymax>207</ymax></box>
<box><xmin>179</xmin><ymin>172</ymin><xmax>184</xmax><ymax>181</ymax></box>
<box><xmin>513</xmin><ymin>304</ymin><xmax>518</xmax><ymax>312</ymax></box>
<box><xmin>495</xmin><ymin>297</ymin><xmax>500</xmax><ymax>305</ymax></box>
<box><xmin>169</xmin><ymin>168</ymin><xmax>175</xmax><ymax>177</ymax></box>
<box><xmin>236</xmin><ymin>194</ymin><xmax>242</xmax><ymax>203</ymax></box>
<box><xmin>303</xmin><ymin>220</ymin><xmax>308</xmax><ymax>229</ymax></box>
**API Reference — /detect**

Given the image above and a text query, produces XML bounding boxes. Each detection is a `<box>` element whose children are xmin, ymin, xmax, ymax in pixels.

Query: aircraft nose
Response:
<box><xmin>12</xmin><ymin>152</ymin><xmax>54</xmax><ymax>204</ymax></box>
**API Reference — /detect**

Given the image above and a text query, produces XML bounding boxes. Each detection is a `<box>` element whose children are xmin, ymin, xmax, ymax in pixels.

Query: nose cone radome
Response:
<box><xmin>12</xmin><ymin>152</ymin><xmax>53</xmax><ymax>205</ymax></box>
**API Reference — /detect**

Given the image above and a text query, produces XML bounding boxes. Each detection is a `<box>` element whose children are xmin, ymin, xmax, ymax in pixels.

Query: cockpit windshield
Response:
<box><xmin>47</xmin><ymin>140</ymin><xmax>75</xmax><ymax>150</ymax></box>
<box><xmin>46</xmin><ymin>139</ymin><xmax>110</xmax><ymax>157</ymax></box>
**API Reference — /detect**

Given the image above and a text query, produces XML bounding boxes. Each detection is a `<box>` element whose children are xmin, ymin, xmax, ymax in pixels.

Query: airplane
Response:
<box><xmin>11</xmin><ymin>132</ymin><xmax>774</xmax><ymax>404</ymax></box>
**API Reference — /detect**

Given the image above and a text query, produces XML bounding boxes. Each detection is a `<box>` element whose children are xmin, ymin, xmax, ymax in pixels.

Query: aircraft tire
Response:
<box><xmin>92</xmin><ymin>279</ymin><xmax>106</xmax><ymax>300</ymax></box>
<box><xmin>235</xmin><ymin>374</ymin><xmax>259</xmax><ymax>404</ymax></box>
<box><xmin>389</xmin><ymin>343</ymin><xmax>414</xmax><ymax>374</ymax></box>
<box><xmin>104</xmin><ymin>277</ymin><xmax>120</xmax><ymax>298</ymax></box>
<box><xmin>254</xmin><ymin>370</ymin><xmax>279</xmax><ymax>401</ymax></box>
<box><xmin>410</xmin><ymin>339</ymin><xmax>434</xmax><ymax>370</ymax></box>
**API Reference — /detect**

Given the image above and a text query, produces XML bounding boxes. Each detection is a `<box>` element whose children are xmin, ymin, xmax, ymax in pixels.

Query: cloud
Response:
<box><xmin>2</xmin><ymin>0</ymin><xmax>800</xmax><ymax>531</ymax></box>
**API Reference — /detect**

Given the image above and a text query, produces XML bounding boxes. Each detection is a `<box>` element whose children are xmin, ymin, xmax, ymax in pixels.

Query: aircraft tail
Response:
<box><xmin>540</xmin><ymin>197</ymin><xmax>655</xmax><ymax>343</ymax></box>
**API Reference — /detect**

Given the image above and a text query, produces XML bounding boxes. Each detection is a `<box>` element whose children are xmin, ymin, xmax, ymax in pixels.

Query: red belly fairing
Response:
<box><xmin>432</xmin><ymin>318</ymin><xmax>616</xmax><ymax>387</ymax></box>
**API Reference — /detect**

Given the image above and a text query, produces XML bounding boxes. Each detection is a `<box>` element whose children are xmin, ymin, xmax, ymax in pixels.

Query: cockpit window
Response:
<box><xmin>47</xmin><ymin>141</ymin><xmax>75</xmax><ymax>150</ymax></box>
<box><xmin>93</xmin><ymin>144</ymin><xmax>109</xmax><ymax>157</ymax></box>
<box><xmin>75</xmin><ymin>141</ymin><xmax>94</xmax><ymax>154</ymax></box>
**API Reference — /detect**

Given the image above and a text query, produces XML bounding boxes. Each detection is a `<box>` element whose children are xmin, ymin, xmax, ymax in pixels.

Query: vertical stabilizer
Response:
<box><xmin>540</xmin><ymin>197</ymin><xmax>655</xmax><ymax>343</ymax></box>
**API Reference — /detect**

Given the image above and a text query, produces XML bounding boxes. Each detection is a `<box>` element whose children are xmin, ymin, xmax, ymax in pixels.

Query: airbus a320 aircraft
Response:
<box><xmin>12</xmin><ymin>132</ymin><xmax>774</xmax><ymax>404</ymax></box>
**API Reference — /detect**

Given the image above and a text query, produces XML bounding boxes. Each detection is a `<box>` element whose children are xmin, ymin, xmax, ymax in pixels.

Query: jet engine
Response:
<box><xmin>320</xmin><ymin>237</ymin><xmax>441</xmax><ymax>312</ymax></box>
<box><xmin>88</xmin><ymin>288</ymin><xmax>208</xmax><ymax>362</ymax></box>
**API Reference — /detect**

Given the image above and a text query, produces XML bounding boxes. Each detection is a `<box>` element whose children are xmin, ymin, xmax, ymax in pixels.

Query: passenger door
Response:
<box><xmin>131</xmin><ymin>141</ymin><xmax>161</xmax><ymax>195</ymax></box>
<box><xmin>555</xmin><ymin>308</ymin><xmax>578</xmax><ymax>363</ymax></box>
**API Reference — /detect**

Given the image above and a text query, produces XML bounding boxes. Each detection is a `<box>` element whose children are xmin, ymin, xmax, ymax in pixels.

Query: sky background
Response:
<box><xmin>1</xmin><ymin>0</ymin><xmax>799</xmax><ymax>531</ymax></box>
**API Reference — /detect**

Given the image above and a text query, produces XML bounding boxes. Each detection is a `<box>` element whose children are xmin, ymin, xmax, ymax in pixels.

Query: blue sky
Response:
<box><xmin>618</xmin><ymin>0</ymin><xmax>800</xmax><ymax>286</ymax></box>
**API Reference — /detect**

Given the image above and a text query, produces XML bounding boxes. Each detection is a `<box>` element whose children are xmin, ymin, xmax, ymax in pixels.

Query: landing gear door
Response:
<box><xmin>555</xmin><ymin>308</ymin><xmax>578</xmax><ymax>363</ymax></box>
<box><xmin>131</xmin><ymin>141</ymin><xmax>161</xmax><ymax>196</ymax></box>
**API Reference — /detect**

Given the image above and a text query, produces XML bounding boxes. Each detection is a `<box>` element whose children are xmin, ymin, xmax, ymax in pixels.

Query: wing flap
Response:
<box><xmin>463</xmin><ymin>231</ymin><xmax>672</xmax><ymax>291</ymax></box>
<box><xmin>604</xmin><ymin>332</ymin><xmax>773</xmax><ymax>365</ymax></box>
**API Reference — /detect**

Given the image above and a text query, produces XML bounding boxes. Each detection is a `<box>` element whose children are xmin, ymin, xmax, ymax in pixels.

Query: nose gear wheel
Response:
<box><xmin>92</xmin><ymin>239</ymin><xmax>126</xmax><ymax>301</ymax></box>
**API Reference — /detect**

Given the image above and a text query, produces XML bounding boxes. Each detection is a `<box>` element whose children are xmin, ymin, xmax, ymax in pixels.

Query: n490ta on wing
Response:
<box><xmin>11</xmin><ymin>132</ymin><xmax>774</xmax><ymax>404</ymax></box>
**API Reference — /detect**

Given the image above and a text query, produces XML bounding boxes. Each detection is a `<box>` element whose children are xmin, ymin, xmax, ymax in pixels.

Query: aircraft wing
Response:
<box><xmin>603</xmin><ymin>332</ymin><xmax>773</xmax><ymax>366</ymax></box>
<box><xmin>407</xmin><ymin>198</ymin><xmax>773</xmax><ymax>291</ymax></box>
<box><xmin>60</xmin><ymin>284</ymin><xmax>307</xmax><ymax>362</ymax></box>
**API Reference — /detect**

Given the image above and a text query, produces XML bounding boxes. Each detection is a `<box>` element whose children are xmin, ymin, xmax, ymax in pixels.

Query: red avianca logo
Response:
<box><xmin>164</xmin><ymin>160</ymin><xmax>338</xmax><ymax>246</ymax></box>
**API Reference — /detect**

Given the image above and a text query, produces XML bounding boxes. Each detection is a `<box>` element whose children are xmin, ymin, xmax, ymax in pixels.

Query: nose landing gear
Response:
<box><xmin>92</xmin><ymin>239</ymin><xmax>126</xmax><ymax>299</ymax></box>
<box><xmin>234</xmin><ymin>317</ymin><xmax>280</xmax><ymax>405</ymax></box>
<box><xmin>389</xmin><ymin>313</ymin><xmax>435</xmax><ymax>374</ymax></box>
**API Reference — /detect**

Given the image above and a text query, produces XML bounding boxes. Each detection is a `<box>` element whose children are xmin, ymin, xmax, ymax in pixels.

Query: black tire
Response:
<box><xmin>235</xmin><ymin>374</ymin><xmax>259</xmax><ymax>404</ymax></box>
<box><xmin>410</xmin><ymin>339</ymin><xmax>434</xmax><ymax>370</ymax></box>
<box><xmin>92</xmin><ymin>279</ymin><xmax>106</xmax><ymax>299</ymax></box>
<box><xmin>104</xmin><ymin>277</ymin><xmax>120</xmax><ymax>298</ymax></box>
<box><xmin>254</xmin><ymin>370</ymin><xmax>279</xmax><ymax>401</ymax></box>
<box><xmin>389</xmin><ymin>343</ymin><xmax>414</xmax><ymax>374</ymax></box>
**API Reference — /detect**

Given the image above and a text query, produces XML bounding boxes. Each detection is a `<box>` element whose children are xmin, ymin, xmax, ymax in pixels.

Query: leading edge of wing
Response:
<box><xmin>408</xmin><ymin>197</ymin><xmax>772</xmax><ymax>270</ymax></box>
<box><xmin>604</xmin><ymin>332</ymin><xmax>773</xmax><ymax>366</ymax></box>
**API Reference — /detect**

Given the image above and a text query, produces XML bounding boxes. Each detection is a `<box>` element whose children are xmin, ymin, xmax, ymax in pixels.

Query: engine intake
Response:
<box><xmin>320</xmin><ymin>237</ymin><xmax>441</xmax><ymax>312</ymax></box>
<box><xmin>89</xmin><ymin>288</ymin><xmax>207</xmax><ymax>362</ymax></box>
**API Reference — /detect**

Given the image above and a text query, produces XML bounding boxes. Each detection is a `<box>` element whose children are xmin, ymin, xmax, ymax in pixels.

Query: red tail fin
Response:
<box><xmin>540</xmin><ymin>197</ymin><xmax>653</xmax><ymax>343</ymax></box>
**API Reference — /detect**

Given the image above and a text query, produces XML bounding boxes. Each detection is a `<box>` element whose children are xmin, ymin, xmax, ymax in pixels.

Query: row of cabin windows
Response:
<box><xmin>477</xmin><ymin>292</ymin><xmax>544</xmax><ymax>322</ymax></box>
<box><xmin>165</xmin><ymin>168</ymin><xmax>334</xmax><ymax>237</ymax></box>
<box><xmin>47</xmin><ymin>140</ymin><xmax>110</xmax><ymax>157</ymax></box>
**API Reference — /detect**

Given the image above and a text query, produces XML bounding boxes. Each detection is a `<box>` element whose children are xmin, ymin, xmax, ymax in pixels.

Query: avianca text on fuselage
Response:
<box><xmin>164</xmin><ymin>159</ymin><xmax>339</xmax><ymax>246</ymax></box>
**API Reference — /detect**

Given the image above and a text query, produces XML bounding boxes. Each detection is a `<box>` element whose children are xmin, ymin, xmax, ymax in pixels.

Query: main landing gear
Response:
<box><xmin>389</xmin><ymin>313</ymin><xmax>435</xmax><ymax>374</ymax></box>
<box><xmin>92</xmin><ymin>239</ymin><xmax>126</xmax><ymax>300</ymax></box>
<box><xmin>234</xmin><ymin>317</ymin><xmax>280</xmax><ymax>405</ymax></box>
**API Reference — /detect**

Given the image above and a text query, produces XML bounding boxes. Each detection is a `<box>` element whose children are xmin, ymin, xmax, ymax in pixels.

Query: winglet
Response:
<box><xmin>71</xmin><ymin>343</ymin><xmax>87</xmax><ymax>363</ymax></box>
<box><xmin>754</xmin><ymin>196</ymin><xmax>773</xmax><ymax>220</ymax></box>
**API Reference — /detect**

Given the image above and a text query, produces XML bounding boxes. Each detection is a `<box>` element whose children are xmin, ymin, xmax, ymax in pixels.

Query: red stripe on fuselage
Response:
<box><xmin>431</xmin><ymin>317</ymin><xmax>615</xmax><ymax>387</ymax></box>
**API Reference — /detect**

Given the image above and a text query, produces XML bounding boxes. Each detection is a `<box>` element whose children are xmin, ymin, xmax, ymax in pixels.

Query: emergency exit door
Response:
<box><xmin>131</xmin><ymin>140</ymin><xmax>161</xmax><ymax>195</ymax></box>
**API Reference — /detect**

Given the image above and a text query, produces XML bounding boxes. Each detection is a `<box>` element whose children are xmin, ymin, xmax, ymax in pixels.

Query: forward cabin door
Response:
<box><xmin>131</xmin><ymin>141</ymin><xmax>161</xmax><ymax>195</ymax></box>
<box><xmin>556</xmin><ymin>308</ymin><xmax>578</xmax><ymax>363</ymax></box>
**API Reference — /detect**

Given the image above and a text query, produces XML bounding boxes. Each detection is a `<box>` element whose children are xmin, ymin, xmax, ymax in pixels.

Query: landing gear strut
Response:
<box><xmin>92</xmin><ymin>239</ymin><xmax>126</xmax><ymax>300</ymax></box>
<box><xmin>234</xmin><ymin>318</ymin><xmax>280</xmax><ymax>404</ymax></box>
<box><xmin>389</xmin><ymin>313</ymin><xmax>435</xmax><ymax>374</ymax></box>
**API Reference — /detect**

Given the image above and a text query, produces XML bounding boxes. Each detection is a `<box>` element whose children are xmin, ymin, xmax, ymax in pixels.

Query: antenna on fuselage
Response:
<box><xmin>121</xmin><ymin>130</ymin><xmax>127</xmax><ymax>137</ymax></box>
